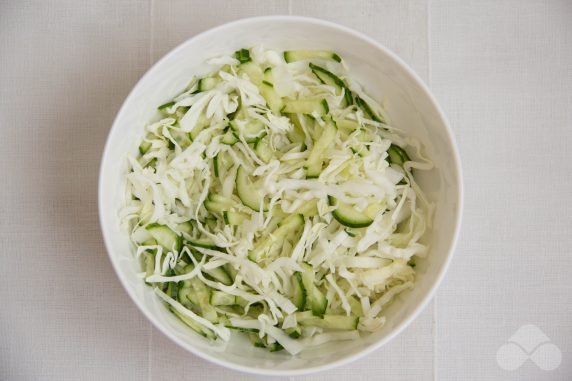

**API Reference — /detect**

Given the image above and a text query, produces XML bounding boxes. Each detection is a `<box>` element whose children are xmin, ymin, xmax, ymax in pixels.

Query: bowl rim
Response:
<box><xmin>98</xmin><ymin>15</ymin><xmax>463</xmax><ymax>376</ymax></box>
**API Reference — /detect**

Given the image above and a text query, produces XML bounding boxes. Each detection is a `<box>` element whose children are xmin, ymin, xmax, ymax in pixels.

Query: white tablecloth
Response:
<box><xmin>1</xmin><ymin>1</ymin><xmax>571</xmax><ymax>380</ymax></box>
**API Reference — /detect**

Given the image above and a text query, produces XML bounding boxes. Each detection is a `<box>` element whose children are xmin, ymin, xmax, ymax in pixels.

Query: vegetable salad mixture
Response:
<box><xmin>122</xmin><ymin>47</ymin><xmax>433</xmax><ymax>354</ymax></box>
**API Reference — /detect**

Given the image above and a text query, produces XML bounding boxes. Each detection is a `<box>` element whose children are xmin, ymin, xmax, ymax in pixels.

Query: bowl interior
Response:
<box><xmin>99</xmin><ymin>16</ymin><xmax>461</xmax><ymax>375</ymax></box>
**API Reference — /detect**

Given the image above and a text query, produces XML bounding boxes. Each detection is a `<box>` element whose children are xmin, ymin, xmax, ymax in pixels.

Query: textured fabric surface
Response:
<box><xmin>0</xmin><ymin>1</ymin><xmax>570</xmax><ymax>380</ymax></box>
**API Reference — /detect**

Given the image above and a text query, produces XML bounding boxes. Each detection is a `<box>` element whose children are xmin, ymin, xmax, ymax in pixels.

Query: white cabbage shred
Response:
<box><xmin>122</xmin><ymin>47</ymin><xmax>433</xmax><ymax>354</ymax></box>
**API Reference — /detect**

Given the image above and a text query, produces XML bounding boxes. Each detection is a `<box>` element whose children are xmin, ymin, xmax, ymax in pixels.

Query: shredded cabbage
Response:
<box><xmin>122</xmin><ymin>47</ymin><xmax>433</xmax><ymax>354</ymax></box>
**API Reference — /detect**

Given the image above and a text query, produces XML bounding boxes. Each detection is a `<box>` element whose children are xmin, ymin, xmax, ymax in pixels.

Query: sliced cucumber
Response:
<box><xmin>336</xmin><ymin>119</ymin><xmax>360</xmax><ymax>135</ymax></box>
<box><xmin>146</xmin><ymin>223</ymin><xmax>182</xmax><ymax>252</ymax></box>
<box><xmin>178</xmin><ymin>264</ymin><xmax>218</xmax><ymax>323</ymax></box>
<box><xmin>204</xmin><ymin>216</ymin><xmax>217</xmax><ymax>230</ymax></box>
<box><xmin>138</xmin><ymin>140</ymin><xmax>152</xmax><ymax>155</ymax></box>
<box><xmin>350</xmin><ymin>130</ymin><xmax>370</xmax><ymax>157</ymax></box>
<box><xmin>188</xmin><ymin>113</ymin><xmax>210</xmax><ymax>140</ymax></box>
<box><xmin>205</xmin><ymin>193</ymin><xmax>244</xmax><ymax>215</ymax></box>
<box><xmin>169</xmin><ymin>128</ymin><xmax>192</xmax><ymax>149</ymax></box>
<box><xmin>176</xmin><ymin>221</ymin><xmax>193</xmax><ymax>235</ymax></box>
<box><xmin>177</xmin><ymin>281</ymin><xmax>198</xmax><ymax>307</ymax></box>
<box><xmin>296</xmin><ymin>312</ymin><xmax>359</xmax><ymax>330</ymax></box>
<box><xmin>300</xmin><ymin>263</ymin><xmax>328</xmax><ymax>317</ymax></box>
<box><xmin>248</xmin><ymin>214</ymin><xmax>304</xmax><ymax>262</ymax></box>
<box><xmin>282</xmin><ymin>99</ymin><xmax>329</xmax><ymax>115</ymax></box>
<box><xmin>208</xmin><ymin>193</ymin><xmax>236</xmax><ymax>205</ymax></box>
<box><xmin>309</xmin><ymin>63</ymin><xmax>352</xmax><ymax>107</ymax></box>
<box><xmin>387</xmin><ymin>144</ymin><xmax>411</xmax><ymax>166</ymax></box>
<box><xmin>248</xmin><ymin>332</ymin><xmax>283</xmax><ymax>352</ymax></box>
<box><xmin>144</xmin><ymin>251</ymin><xmax>155</xmax><ymax>282</ymax></box>
<box><xmin>305</xmin><ymin>118</ymin><xmax>338</xmax><ymax>178</ymax></box>
<box><xmin>197</xmin><ymin>77</ymin><xmax>220</xmax><ymax>92</ymax></box>
<box><xmin>254</xmin><ymin>137</ymin><xmax>274</xmax><ymax>163</ymax></box>
<box><xmin>236</xmin><ymin>166</ymin><xmax>268</xmax><ymax>212</ymax></box>
<box><xmin>173</xmin><ymin>106</ymin><xmax>190</xmax><ymax>121</ymax></box>
<box><xmin>355</xmin><ymin>96</ymin><xmax>384</xmax><ymax>123</ymax></box>
<box><xmin>234</xmin><ymin>48</ymin><xmax>251</xmax><ymax>64</ymax></box>
<box><xmin>291</xmin><ymin>272</ymin><xmax>306</xmax><ymax>310</ymax></box>
<box><xmin>170</xmin><ymin>306</ymin><xmax>216</xmax><ymax>339</ymax></box>
<box><xmin>223</xmin><ymin>210</ymin><xmax>249</xmax><ymax>226</ymax></box>
<box><xmin>284</xmin><ymin>50</ymin><xmax>342</xmax><ymax>63</ymax></box>
<box><xmin>188</xmin><ymin>238</ymin><xmax>224</xmax><ymax>251</ymax></box>
<box><xmin>229</xmin><ymin>120</ymin><xmax>266</xmax><ymax>143</ymax></box>
<box><xmin>210</xmin><ymin>290</ymin><xmax>237</xmax><ymax>306</ymax></box>
<box><xmin>328</xmin><ymin>196</ymin><xmax>374</xmax><ymax>228</ymax></box>
<box><xmin>260</xmin><ymin>81</ymin><xmax>284</xmax><ymax>115</ymax></box>
<box><xmin>157</xmin><ymin>101</ymin><xmax>175</xmax><ymax>115</ymax></box>
<box><xmin>221</xmin><ymin>129</ymin><xmax>239</xmax><ymax>145</ymax></box>
<box><xmin>204</xmin><ymin>266</ymin><xmax>232</xmax><ymax>286</ymax></box>
<box><xmin>238</xmin><ymin>61</ymin><xmax>263</xmax><ymax>85</ymax></box>
<box><xmin>285</xmin><ymin>114</ymin><xmax>306</xmax><ymax>144</ymax></box>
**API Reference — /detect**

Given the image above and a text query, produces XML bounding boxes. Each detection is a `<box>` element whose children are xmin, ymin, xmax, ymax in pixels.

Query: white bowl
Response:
<box><xmin>99</xmin><ymin>16</ymin><xmax>462</xmax><ymax>376</ymax></box>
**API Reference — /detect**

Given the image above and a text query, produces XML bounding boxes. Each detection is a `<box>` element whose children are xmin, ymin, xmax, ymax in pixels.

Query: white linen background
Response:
<box><xmin>0</xmin><ymin>1</ymin><xmax>570</xmax><ymax>380</ymax></box>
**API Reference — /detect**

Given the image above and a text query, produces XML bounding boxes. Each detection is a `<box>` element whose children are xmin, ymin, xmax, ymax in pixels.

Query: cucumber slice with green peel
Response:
<box><xmin>223</xmin><ymin>210</ymin><xmax>249</xmax><ymax>225</ymax></box>
<box><xmin>295</xmin><ymin>312</ymin><xmax>359</xmax><ymax>330</ymax></box>
<box><xmin>144</xmin><ymin>251</ymin><xmax>155</xmax><ymax>281</ymax></box>
<box><xmin>197</xmin><ymin>77</ymin><xmax>220</xmax><ymax>92</ymax></box>
<box><xmin>188</xmin><ymin>238</ymin><xmax>225</xmax><ymax>252</ymax></box>
<box><xmin>207</xmin><ymin>193</ymin><xmax>236</xmax><ymax>206</ymax></box>
<box><xmin>190</xmin><ymin>281</ymin><xmax>217</xmax><ymax>322</ymax></box>
<box><xmin>236</xmin><ymin>166</ymin><xmax>268</xmax><ymax>212</ymax></box>
<box><xmin>300</xmin><ymin>263</ymin><xmax>328</xmax><ymax>317</ymax></box>
<box><xmin>143</xmin><ymin>157</ymin><xmax>157</xmax><ymax>169</ymax></box>
<box><xmin>291</xmin><ymin>272</ymin><xmax>306</xmax><ymax>310</ymax></box>
<box><xmin>203</xmin><ymin>266</ymin><xmax>232</xmax><ymax>286</ymax></box>
<box><xmin>169</xmin><ymin>128</ymin><xmax>192</xmax><ymax>149</ymax></box>
<box><xmin>282</xmin><ymin>99</ymin><xmax>329</xmax><ymax>115</ymax></box>
<box><xmin>146</xmin><ymin>223</ymin><xmax>182</xmax><ymax>252</ymax></box>
<box><xmin>350</xmin><ymin>130</ymin><xmax>370</xmax><ymax>157</ymax></box>
<box><xmin>336</xmin><ymin>119</ymin><xmax>360</xmax><ymax>134</ymax></box>
<box><xmin>254</xmin><ymin>137</ymin><xmax>274</xmax><ymax>163</ymax></box>
<box><xmin>285</xmin><ymin>116</ymin><xmax>306</xmax><ymax>144</ymax></box>
<box><xmin>355</xmin><ymin>96</ymin><xmax>384</xmax><ymax>123</ymax></box>
<box><xmin>204</xmin><ymin>199</ymin><xmax>229</xmax><ymax>214</ymax></box>
<box><xmin>188</xmin><ymin>114</ymin><xmax>210</xmax><ymax>140</ymax></box>
<box><xmin>328</xmin><ymin>196</ymin><xmax>374</xmax><ymax>228</ymax></box>
<box><xmin>348</xmin><ymin>296</ymin><xmax>364</xmax><ymax>317</ymax></box>
<box><xmin>177</xmin><ymin>281</ymin><xmax>198</xmax><ymax>307</ymax></box>
<box><xmin>233</xmin><ymin>48</ymin><xmax>251</xmax><ymax>64</ymax></box>
<box><xmin>176</xmin><ymin>221</ymin><xmax>193</xmax><ymax>235</ymax></box>
<box><xmin>229</xmin><ymin>120</ymin><xmax>266</xmax><ymax>143</ymax></box>
<box><xmin>305</xmin><ymin>118</ymin><xmax>338</xmax><ymax>178</ymax></box>
<box><xmin>248</xmin><ymin>214</ymin><xmax>305</xmax><ymax>262</ymax></box>
<box><xmin>260</xmin><ymin>81</ymin><xmax>284</xmax><ymax>115</ymax></box>
<box><xmin>309</xmin><ymin>63</ymin><xmax>353</xmax><ymax>107</ymax></box>
<box><xmin>205</xmin><ymin>193</ymin><xmax>246</xmax><ymax>215</ymax></box>
<box><xmin>247</xmin><ymin>332</ymin><xmax>284</xmax><ymax>352</ymax></box>
<box><xmin>138</xmin><ymin>140</ymin><xmax>152</xmax><ymax>155</ymax></box>
<box><xmin>286</xmin><ymin>326</ymin><xmax>302</xmax><ymax>339</ymax></box>
<box><xmin>224</xmin><ymin>263</ymin><xmax>238</xmax><ymax>282</ymax></box>
<box><xmin>204</xmin><ymin>216</ymin><xmax>217</xmax><ymax>230</ymax></box>
<box><xmin>238</xmin><ymin>61</ymin><xmax>263</xmax><ymax>85</ymax></box>
<box><xmin>173</xmin><ymin>106</ymin><xmax>190</xmax><ymax>121</ymax></box>
<box><xmin>166</xmin><ymin>280</ymin><xmax>179</xmax><ymax>298</ymax></box>
<box><xmin>387</xmin><ymin>144</ymin><xmax>411</xmax><ymax>166</ymax></box>
<box><xmin>220</xmin><ymin>129</ymin><xmax>239</xmax><ymax>145</ymax></box>
<box><xmin>213</xmin><ymin>155</ymin><xmax>220</xmax><ymax>177</ymax></box>
<box><xmin>178</xmin><ymin>264</ymin><xmax>218</xmax><ymax>323</ymax></box>
<box><xmin>157</xmin><ymin>101</ymin><xmax>175</xmax><ymax>114</ymax></box>
<box><xmin>210</xmin><ymin>290</ymin><xmax>237</xmax><ymax>306</ymax></box>
<box><xmin>170</xmin><ymin>306</ymin><xmax>216</xmax><ymax>339</ymax></box>
<box><xmin>283</xmin><ymin>50</ymin><xmax>342</xmax><ymax>63</ymax></box>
